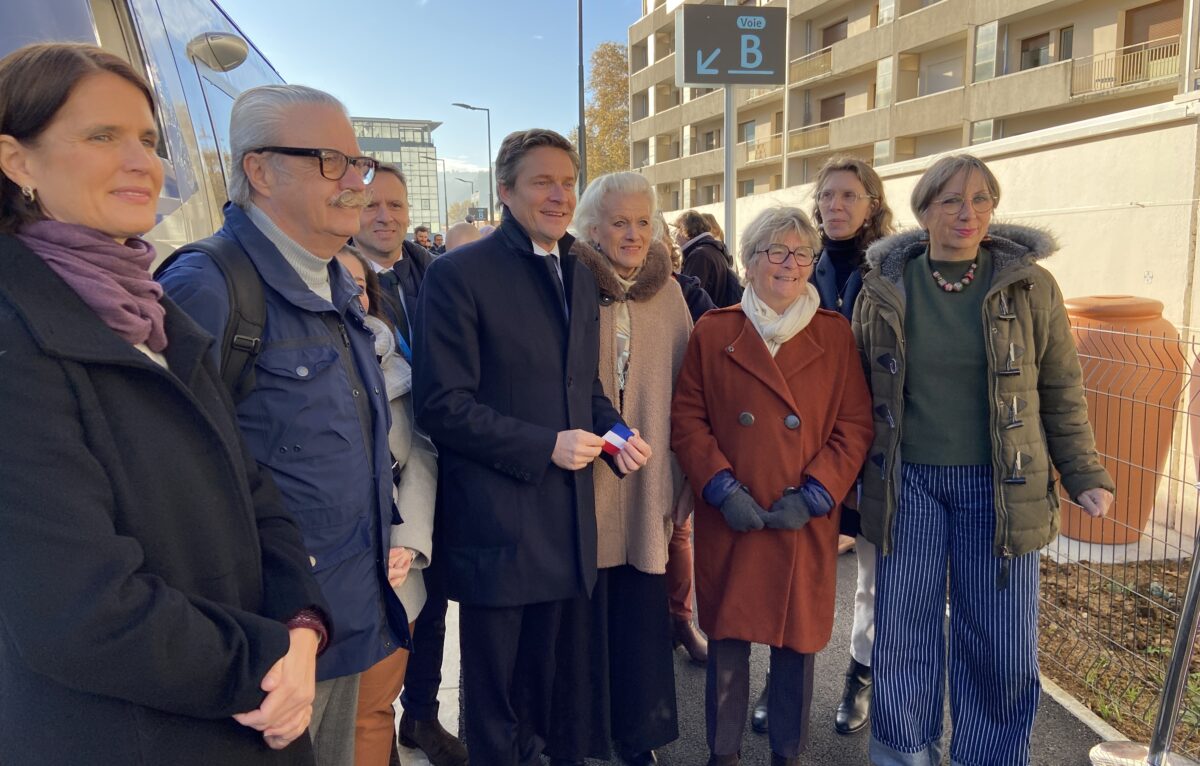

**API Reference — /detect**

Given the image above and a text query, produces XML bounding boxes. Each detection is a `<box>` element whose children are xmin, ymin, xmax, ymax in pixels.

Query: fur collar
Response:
<box><xmin>864</xmin><ymin>223</ymin><xmax>1059</xmax><ymax>284</ymax></box>
<box><xmin>570</xmin><ymin>239</ymin><xmax>673</xmax><ymax>302</ymax></box>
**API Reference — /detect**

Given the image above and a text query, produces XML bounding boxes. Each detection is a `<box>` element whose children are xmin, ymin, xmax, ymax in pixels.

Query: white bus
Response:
<box><xmin>1</xmin><ymin>0</ymin><xmax>283</xmax><ymax>255</ymax></box>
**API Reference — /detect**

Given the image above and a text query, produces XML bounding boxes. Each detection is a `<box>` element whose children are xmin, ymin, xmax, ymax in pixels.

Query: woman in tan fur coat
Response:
<box><xmin>548</xmin><ymin>172</ymin><xmax>692</xmax><ymax>766</ymax></box>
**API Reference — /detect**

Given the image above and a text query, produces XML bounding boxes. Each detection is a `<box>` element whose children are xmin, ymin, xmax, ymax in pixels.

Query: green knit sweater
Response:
<box><xmin>900</xmin><ymin>248</ymin><xmax>994</xmax><ymax>465</ymax></box>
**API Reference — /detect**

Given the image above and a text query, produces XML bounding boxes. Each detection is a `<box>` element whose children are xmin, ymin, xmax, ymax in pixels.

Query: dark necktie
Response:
<box><xmin>377</xmin><ymin>268</ymin><xmax>412</xmax><ymax>344</ymax></box>
<box><xmin>544</xmin><ymin>253</ymin><xmax>568</xmax><ymax>321</ymax></box>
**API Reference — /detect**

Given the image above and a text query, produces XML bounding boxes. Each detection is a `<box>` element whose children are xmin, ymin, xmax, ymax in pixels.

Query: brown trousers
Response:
<box><xmin>354</xmin><ymin>622</ymin><xmax>416</xmax><ymax>766</ymax></box>
<box><xmin>666</xmin><ymin>518</ymin><xmax>696</xmax><ymax>622</ymax></box>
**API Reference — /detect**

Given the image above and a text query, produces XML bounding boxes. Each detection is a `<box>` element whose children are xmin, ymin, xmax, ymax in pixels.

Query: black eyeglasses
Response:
<box><xmin>757</xmin><ymin>244</ymin><xmax>816</xmax><ymax>265</ymax></box>
<box><xmin>250</xmin><ymin>146</ymin><xmax>377</xmax><ymax>184</ymax></box>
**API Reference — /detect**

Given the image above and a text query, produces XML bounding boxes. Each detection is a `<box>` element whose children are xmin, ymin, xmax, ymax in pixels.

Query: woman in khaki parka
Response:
<box><xmin>852</xmin><ymin>154</ymin><xmax>1114</xmax><ymax>766</ymax></box>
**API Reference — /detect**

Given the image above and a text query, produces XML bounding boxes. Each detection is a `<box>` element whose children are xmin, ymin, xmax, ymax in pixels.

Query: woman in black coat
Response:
<box><xmin>0</xmin><ymin>43</ymin><xmax>327</xmax><ymax>765</ymax></box>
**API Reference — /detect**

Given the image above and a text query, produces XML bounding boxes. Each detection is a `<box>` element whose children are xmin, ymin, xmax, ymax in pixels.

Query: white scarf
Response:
<box><xmin>740</xmin><ymin>282</ymin><xmax>820</xmax><ymax>357</ymax></box>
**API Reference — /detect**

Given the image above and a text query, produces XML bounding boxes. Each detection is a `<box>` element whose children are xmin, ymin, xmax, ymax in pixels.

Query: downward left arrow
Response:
<box><xmin>697</xmin><ymin>48</ymin><xmax>720</xmax><ymax>75</ymax></box>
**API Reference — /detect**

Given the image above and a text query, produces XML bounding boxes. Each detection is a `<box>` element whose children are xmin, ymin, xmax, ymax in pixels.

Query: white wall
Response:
<box><xmin>665</xmin><ymin>98</ymin><xmax>1200</xmax><ymax>326</ymax></box>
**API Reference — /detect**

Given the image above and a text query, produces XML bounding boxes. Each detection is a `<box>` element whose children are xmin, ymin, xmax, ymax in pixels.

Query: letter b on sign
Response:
<box><xmin>741</xmin><ymin>35</ymin><xmax>763</xmax><ymax>69</ymax></box>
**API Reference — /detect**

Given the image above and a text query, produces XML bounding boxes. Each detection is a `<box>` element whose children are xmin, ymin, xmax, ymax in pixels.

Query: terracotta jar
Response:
<box><xmin>1060</xmin><ymin>296</ymin><xmax>1184</xmax><ymax>544</ymax></box>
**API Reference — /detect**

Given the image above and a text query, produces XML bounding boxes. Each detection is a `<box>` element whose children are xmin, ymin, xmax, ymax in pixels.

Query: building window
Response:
<box><xmin>973</xmin><ymin>20</ymin><xmax>998</xmax><ymax>81</ymax></box>
<box><xmin>873</xmin><ymin>140</ymin><xmax>891</xmax><ymax>165</ymax></box>
<box><xmin>739</xmin><ymin>179</ymin><xmax>755</xmax><ymax>197</ymax></box>
<box><xmin>970</xmin><ymin>119</ymin><xmax>995</xmax><ymax>144</ymax></box>
<box><xmin>1020</xmin><ymin>33</ymin><xmax>1051</xmax><ymax>70</ymax></box>
<box><xmin>819</xmin><ymin>93</ymin><xmax>846</xmax><ymax>122</ymax></box>
<box><xmin>877</xmin><ymin>0</ymin><xmax>896</xmax><ymax>25</ymax></box>
<box><xmin>738</xmin><ymin>120</ymin><xmax>756</xmax><ymax>143</ymax></box>
<box><xmin>702</xmin><ymin>128</ymin><xmax>721</xmax><ymax>151</ymax></box>
<box><xmin>1059</xmin><ymin>26</ymin><xmax>1074</xmax><ymax>60</ymax></box>
<box><xmin>876</xmin><ymin>57</ymin><xmax>894</xmax><ymax>106</ymax></box>
<box><xmin>822</xmin><ymin>19</ymin><xmax>848</xmax><ymax>48</ymax></box>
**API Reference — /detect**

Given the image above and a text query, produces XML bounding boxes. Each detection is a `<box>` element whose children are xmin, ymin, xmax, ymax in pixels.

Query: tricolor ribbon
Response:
<box><xmin>601</xmin><ymin>423</ymin><xmax>634</xmax><ymax>455</ymax></box>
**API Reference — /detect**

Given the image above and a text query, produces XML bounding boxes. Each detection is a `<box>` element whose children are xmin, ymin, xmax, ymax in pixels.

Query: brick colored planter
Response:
<box><xmin>1060</xmin><ymin>296</ymin><xmax>1184</xmax><ymax>544</ymax></box>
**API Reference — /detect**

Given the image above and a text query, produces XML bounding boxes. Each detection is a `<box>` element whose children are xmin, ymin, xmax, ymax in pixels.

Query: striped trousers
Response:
<box><xmin>870</xmin><ymin>463</ymin><xmax>1041</xmax><ymax>766</ymax></box>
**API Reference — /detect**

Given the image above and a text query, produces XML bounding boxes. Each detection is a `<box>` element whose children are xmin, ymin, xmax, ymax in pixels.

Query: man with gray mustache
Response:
<box><xmin>159</xmin><ymin>84</ymin><xmax>409</xmax><ymax>766</ymax></box>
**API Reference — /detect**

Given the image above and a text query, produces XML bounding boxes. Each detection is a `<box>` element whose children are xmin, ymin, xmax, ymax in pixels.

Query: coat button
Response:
<box><xmin>726</xmin><ymin>345</ymin><xmax>735</xmax><ymax>353</ymax></box>
<box><xmin>309</xmin><ymin>555</ymin><xmax>317</xmax><ymax>567</ymax></box>
<box><xmin>295</xmin><ymin>366</ymin><xmax>309</xmax><ymax>377</ymax></box>
<box><xmin>739</xmin><ymin>411</ymin><xmax>755</xmax><ymax>426</ymax></box>
<box><xmin>785</xmin><ymin>414</ymin><xmax>800</xmax><ymax>429</ymax></box>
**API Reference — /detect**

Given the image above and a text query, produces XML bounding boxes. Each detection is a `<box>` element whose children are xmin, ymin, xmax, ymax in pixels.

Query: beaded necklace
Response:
<box><xmin>929</xmin><ymin>257</ymin><xmax>978</xmax><ymax>293</ymax></box>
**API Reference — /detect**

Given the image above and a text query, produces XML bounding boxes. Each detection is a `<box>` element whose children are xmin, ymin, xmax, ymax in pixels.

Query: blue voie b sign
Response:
<box><xmin>675</xmin><ymin>5</ymin><xmax>786</xmax><ymax>87</ymax></box>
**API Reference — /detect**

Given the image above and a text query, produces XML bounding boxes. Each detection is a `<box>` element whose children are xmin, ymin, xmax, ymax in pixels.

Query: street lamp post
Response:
<box><xmin>454</xmin><ymin>176</ymin><xmax>476</xmax><ymax>204</ymax></box>
<box><xmin>452</xmin><ymin>102</ymin><xmax>494</xmax><ymax>222</ymax></box>
<box><xmin>421</xmin><ymin>154</ymin><xmax>448</xmax><ymax>232</ymax></box>
<box><xmin>577</xmin><ymin>0</ymin><xmax>587</xmax><ymax>190</ymax></box>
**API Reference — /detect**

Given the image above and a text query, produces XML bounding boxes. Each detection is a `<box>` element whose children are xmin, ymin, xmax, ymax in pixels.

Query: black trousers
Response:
<box><xmin>706</xmin><ymin>638</ymin><xmax>814</xmax><ymax>758</ymax></box>
<box><xmin>460</xmin><ymin>596</ymin><xmax>591</xmax><ymax>766</ymax></box>
<box><xmin>547</xmin><ymin>565</ymin><xmax>680</xmax><ymax>760</ymax></box>
<box><xmin>400</xmin><ymin>554</ymin><xmax>448</xmax><ymax>720</ymax></box>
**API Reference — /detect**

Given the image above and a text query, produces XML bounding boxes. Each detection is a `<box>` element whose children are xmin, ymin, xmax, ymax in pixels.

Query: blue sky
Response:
<box><xmin>220</xmin><ymin>0</ymin><xmax>642</xmax><ymax>206</ymax></box>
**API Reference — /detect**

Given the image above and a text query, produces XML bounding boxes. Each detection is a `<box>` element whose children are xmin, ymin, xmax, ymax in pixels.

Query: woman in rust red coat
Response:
<box><xmin>671</xmin><ymin>206</ymin><xmax>873</xmax><ymax>766</ymax></box>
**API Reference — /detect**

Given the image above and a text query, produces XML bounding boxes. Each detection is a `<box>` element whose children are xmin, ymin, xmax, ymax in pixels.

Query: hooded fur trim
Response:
<box><xmin>864</xmin><ymin>222</ymin><xmax>1059</xmax><ymax>284</ymax></box>
<box><xmin>570</xmin><ymin>239</ymin><xmax>673</xmax><ymax>303</ymax></box>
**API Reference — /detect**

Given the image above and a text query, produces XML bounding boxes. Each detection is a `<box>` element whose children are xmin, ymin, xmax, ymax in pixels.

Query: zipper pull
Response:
<box><xmin>338</xmin><ymin>321</ymin><xmax>351</xmax><ymax>348</ymax></box>
<box><xmin>993</xmin><ymin>557</ymin><xmax>1012</xmax><ymax>595</ymax></box>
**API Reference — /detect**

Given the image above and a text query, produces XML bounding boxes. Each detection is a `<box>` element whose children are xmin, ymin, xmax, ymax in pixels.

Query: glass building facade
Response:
<box><xmin>352</xmin><ymin>117</ymin><xmax>443</xmax><ymax>235</ymax></box>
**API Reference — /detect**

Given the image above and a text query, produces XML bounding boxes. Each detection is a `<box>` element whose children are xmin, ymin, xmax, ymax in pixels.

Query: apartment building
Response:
<box><xmin>352</xmin><ymin>117</ymin><xmax>443</xmax><ymax>233</ymax></box>
<box><xmin>629</xmin><ymin>0</ymin><xmax>1193</xmax><ymax>212</ymax></box>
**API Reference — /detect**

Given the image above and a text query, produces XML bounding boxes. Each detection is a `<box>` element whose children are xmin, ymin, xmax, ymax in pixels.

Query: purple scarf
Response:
<box><xmin>17</xmin><ymin>220</ymin><xmax>167</xmax><ymax>352</ymax></box>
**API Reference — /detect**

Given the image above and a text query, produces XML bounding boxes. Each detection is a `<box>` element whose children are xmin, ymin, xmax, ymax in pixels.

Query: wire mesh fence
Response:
<box><xmin>1040</xmin><ymin>318</ymin><xmax>1200</xmax><ymax>758</ymax></box>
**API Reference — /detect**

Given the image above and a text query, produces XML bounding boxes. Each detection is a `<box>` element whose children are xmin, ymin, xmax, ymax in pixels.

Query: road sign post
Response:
<box><xmin>675</xmin><ymin>2</ymin><xmax>785</xmax><ymax>258</ymax></box>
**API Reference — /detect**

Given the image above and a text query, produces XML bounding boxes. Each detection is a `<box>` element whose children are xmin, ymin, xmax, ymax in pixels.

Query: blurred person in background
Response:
<box><xmin>0</xmin><ymin>42</ymin><xmax>327</xmax><ymax>765</ymax></box>
<box><xmin>701</xmin><ymin>212</ymin><xmax>723</xmax><ymax>242</ymax></box>
<box><xmin>672</xmin><ymin>206</ymin><xmax>872</xmax><ymax>766</ymax></box>
<box><xmin>654</xmin><ymin>209</ymin><xmax>713</xmax><ymax>667</ymax></box>
<box><xmin>673</xmin><ymin>209</ymin><xmax>741</xmax><ymax>308</ymax></box>
<box><xmin>444</xmin><ymin>220</ymin><xmax>482</xmax><ymax>253</ymax></box>
<box><xmin>336</xmin><ymin>247</ymin><xmax>442</xmax><ymax>766</ymax></box>
<box><xmin>854</xmin><ymin>153</ymin><xmax>1114</xmax><ymax>766</ymax></box>
<box><xmin>353</xmin><ymin>164</ymin><xmax>464</xmax><ymax>765</ymax></box>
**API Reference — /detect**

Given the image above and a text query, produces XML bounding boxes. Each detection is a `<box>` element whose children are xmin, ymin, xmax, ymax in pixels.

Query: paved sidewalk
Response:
<box><xmin>397</xmin><ymin>550</ymin><xmax>1104</xmax><ymax>765</ymax></box>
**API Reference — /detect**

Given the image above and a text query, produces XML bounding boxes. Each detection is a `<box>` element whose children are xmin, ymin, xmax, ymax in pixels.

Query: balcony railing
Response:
<box><xmin>737</xmin><ymin>133</ymin><xmax>784</xmax><ymax>164</ymax></box>
<box><xmin>790</xmin><ymin>47</ymin><xmax>832</xmax><ymax>84</ymax></box>
<box><xmin>788</xmin><ymin>122</ymin><xmax>831</xmax><ymax>153</ymax></box>
<box><xmin>743</xmin><ymin>86</ymin><xmax>783</xmax><ymax>101</ymax></box>
<box><xmin>1072</xmin><ymin>35</ymin><xmax>1180</xmax><ymax>95</ymax></box>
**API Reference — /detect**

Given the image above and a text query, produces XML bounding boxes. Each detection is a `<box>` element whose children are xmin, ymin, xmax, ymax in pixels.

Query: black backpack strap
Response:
<box><xmin>156</xmin><ymin>236</ymin><xmax>266</xmax><ymax>402</ymax></box>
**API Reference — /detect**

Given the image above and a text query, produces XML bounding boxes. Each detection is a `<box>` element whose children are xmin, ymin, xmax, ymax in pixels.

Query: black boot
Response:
<box><xmin>751</xmin><ymin>672</ymin><xmax>769</xmax><ymax>733</ymax></box>
<box><xmin>834</xmin><ymin>658</ymin><xmax>872</xmax><ymax>735</ymax></box>
<box><xmin>706</xmin><ymin>754</ymin><xmax>740</xmax><ymax>766</ymax></box>
<box><xmin>770</xmin><ymin>755</ymin><xmax>801</xmax><ymax>766</ymax></box>
<box><xmin>398</xmin><ymin>711</ymin><xmax>469</xmax><ymax>766</ymax></box>
<box><xmin>616</xmin><ymin>745</ymin><xmax>658</xmax><ymax>766</ymax></box>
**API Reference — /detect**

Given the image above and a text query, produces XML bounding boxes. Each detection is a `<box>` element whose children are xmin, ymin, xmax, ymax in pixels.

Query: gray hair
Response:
<box><xmin>739</xmin><ymin>206</ymin><xmax>820</xmax><ymax>272</ymax></box>
<box><xmin>228</xmin><ymin>84</ymin><xmax>347</xmax><ymax>206</ymax></box>
<box><xmin>910</xmin><ymin>153</ymin><xmax>1001</xmax><ymax>221</ymax></box>
<box><xmin>572</xmin><ymin>172</ymin><xmax>662</xmax><ymax>244</ymax></box>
